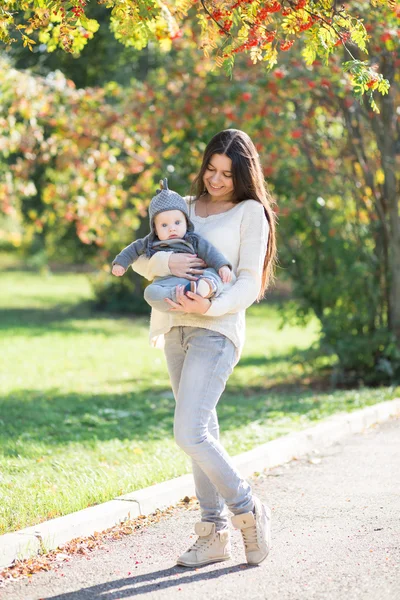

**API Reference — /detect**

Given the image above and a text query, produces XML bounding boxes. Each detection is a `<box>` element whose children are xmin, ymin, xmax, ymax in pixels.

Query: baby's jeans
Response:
<box><xmin>164</xmin><ymin>326</ymin><xmax>254</xmax><ymax>531</ymax></box>
<box><xmin>144</xmin><ymin>268</ymin><xmax>223</xmax><ymax>313</ymax></box>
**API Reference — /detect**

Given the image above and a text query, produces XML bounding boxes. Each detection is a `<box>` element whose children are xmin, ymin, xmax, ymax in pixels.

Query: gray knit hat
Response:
<box><xmin>149</xmin><ymin>178</ymin><xmax>194</xmax><ymax>235</ymax></box>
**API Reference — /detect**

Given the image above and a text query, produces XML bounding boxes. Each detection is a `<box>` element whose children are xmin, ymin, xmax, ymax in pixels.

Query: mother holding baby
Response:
<box><xmin>131</xmin><ymin>129</ymin><xmax>277</xmax><ymax>567</ymax></box>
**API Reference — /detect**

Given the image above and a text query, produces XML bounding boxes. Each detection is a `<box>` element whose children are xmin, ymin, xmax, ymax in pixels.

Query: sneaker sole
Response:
<box><xmin>247</xmin><ymin>548</ymin><xmax>270</xmax><ymax>565</ymax></box>
<box><xmin>176</xmin><ymin>554</ymin><xmax>232</xmax><ymax>567</ymax></box>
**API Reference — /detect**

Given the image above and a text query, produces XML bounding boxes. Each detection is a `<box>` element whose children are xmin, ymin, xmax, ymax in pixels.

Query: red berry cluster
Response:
<box><xmin>293</xmin><ymin>0</ymin><xmax>307</xmax><ymax>9</ymax></box>
<box><xmin>231</xmin><ymin>0</ymin><xmax>254</xmax><ymax>9</ymax></box>
<box><xmin>207</xmin><ymin>0</ymin><xmax>319</xmax><ymax>56</ymax></box>
<box><xmin>56</xmin><ymin>0</ymin><xmax>66</xmax><ymax>18</ymax></box>
<box><xmin>264</xmin><ymin>30</ymin><xmax>277</xmax><ymax>42</ymax></box>
<box><xmin>380</xmin><ymin>32</ymin><xmax>392</xmax><ymax>42</ymax></box>
<box><xmin>256</xmin><ymin>1</ymin><xmax>281</xmax><ymax>17</ymax></box>
<box><xmin>71</xmin><ymin>7</ymin><xmax>84</xmax><ymax>17</ymax></box>
<box><xmin>232</xmin><ymin>37</ymin><xmax>258</xmax><ymax>53</ymax></box>
<box><xmin>209</xmin><ymin>9</ymin><xmax>224</xmax><ymax>20</ymax></box>
<box><xmin>366</xmin><ymin>75</ymin><xmax>378</xmax><ymax>89</ymax></box>
<box><xmin>334</xmin><ymin>31</ymin><xmax>350</xmax><ymax>46</ymax></box>
<box><xmin>170</xmin><ymin>29</ymin><xmax>183</xmax><ymax>40</ymax></box>
<box><xmin>298</xmin><ymin>19</ymin><xmax>313</xmax><ymax>31</ymax></box>
<box><xmin>206</xmin><ymin>6</ymin><xmax>233</xmax><ymax>35</ymax></box>
<box><xmin>280</xmin><ymin>39</ymin><xmax>294</xmax><ymax>51</ymax></box>
<box><xmin>71</xmin><ymin>0</ymin><xmax>87</xmax><ymax>19</ymax></box>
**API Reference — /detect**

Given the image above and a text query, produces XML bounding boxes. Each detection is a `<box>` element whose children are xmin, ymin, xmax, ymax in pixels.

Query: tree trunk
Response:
<box><xmin>379</xmin><ymin>52</ymin><xmax>400</xmax><ymax>343</ymax></box>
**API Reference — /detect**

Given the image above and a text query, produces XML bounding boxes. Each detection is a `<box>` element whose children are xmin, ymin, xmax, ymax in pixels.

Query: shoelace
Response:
<box><xmin>241</xmin><ymin>525</ymin><xmax>260</xmax><ymax>552</ymax></box>
<box><xmin>189</xmin><ymin>536</ymin><xmax>213</xmax><ymax>552</ymax></box>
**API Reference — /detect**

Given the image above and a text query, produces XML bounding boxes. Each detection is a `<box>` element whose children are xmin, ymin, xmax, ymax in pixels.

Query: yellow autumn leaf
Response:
<box><xmin>375</xmin><ymin>169</ymin><xmax>385</xmax><ymax>184</ymax></box>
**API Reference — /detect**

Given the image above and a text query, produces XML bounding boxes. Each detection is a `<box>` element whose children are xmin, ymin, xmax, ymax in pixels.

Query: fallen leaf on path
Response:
<box><xmin>0</xmin><ymin>504</ymin><xmax>178</xmax><ymax>584</ymax></box>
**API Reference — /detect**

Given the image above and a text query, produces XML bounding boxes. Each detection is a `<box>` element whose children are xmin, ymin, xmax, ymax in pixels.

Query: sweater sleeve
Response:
<box><xmin>205</xmin><ymin>202</ymin><xmax>269</xmax><ymax>317</ymax></box>
<box><xmin>130</xmin><ymin>252</ymin><xmax>172</xmax><ymax>281</ymax></box>
<box><xmin>112</xmin><ymin>237</ymin><xmax>147</xmax><ymax>270</ymax></box>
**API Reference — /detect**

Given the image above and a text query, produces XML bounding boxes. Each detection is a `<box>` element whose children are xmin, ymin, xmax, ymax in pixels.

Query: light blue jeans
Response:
<box><xmin>164</xmin><ymin>326</ymin><xmax>254</xmax><ymax>531</ymax></box>
<box><xmin>144</xmin><ymin>268</ymin><xmax>223</xmax><ymax>313</ymax></box>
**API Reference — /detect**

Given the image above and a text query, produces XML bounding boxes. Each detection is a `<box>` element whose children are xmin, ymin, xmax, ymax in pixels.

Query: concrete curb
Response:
<box><xmin>1</xmin><ymin>398</ymin><xmax>399</xmax><ymax>570</ymax></box>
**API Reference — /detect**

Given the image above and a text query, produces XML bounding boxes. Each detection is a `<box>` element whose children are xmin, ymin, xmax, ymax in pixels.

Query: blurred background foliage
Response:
<box><xmin>0</xmin><ymin>2</ymin><xmax>399</xmax><ymax>385</ymax></box>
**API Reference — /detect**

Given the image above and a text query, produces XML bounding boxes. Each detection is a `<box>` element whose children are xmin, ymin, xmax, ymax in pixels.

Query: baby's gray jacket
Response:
<box><xmin>112</xmin><ymin>233</ymin><xmax>232</xmax><ymax>272</ymax></box>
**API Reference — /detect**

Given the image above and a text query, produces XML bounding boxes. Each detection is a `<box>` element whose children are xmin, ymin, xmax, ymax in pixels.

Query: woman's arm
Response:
<box><xmin>131</xmin><ymin>253</ymin><xmax>172</xmax><ymax>281</ymax></box>
<box><xmin>164</xmin><ymin>201</ymin><xmax>270</xmax><ymax>316</ymax></box>
<box><xmin>205</xmin><ymin>202</ymin><xmax>270</xmax><ymax>318</ymax></box>
<box><xmin>131</xmin><ymin>252</ymin><xmax>207</xmax><ymax>281</ymax></box>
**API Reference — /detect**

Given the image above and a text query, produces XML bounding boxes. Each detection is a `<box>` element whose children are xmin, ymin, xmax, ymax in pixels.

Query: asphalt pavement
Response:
<box><xmin>2</xmin><ymin>418</ymin><xmax>399</xmax><ymax>600</ymax></box>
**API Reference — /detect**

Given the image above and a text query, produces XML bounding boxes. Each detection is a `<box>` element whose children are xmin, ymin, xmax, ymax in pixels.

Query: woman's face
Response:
<box><xmin>203</xmin><ymin>153</ymin><xmax>234</xmax><ymax>202</ymax></box>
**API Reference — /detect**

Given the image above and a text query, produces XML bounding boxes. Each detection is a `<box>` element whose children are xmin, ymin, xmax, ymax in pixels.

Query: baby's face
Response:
<box><xmin>154</xmin><ymin>210</ymin><xmax>187</xmax><ymax>241</ymax></box>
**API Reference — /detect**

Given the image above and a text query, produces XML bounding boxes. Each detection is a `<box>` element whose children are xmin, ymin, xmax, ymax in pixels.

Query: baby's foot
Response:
<box><xmin>195</xmin><ymin>277</ymin><xmax>217</xmax><ymax>299</ymax></box>
<box><xmin>183</xmin><ymin>278</ymin><xmax>217</xmax><ymax>299</ymax></box>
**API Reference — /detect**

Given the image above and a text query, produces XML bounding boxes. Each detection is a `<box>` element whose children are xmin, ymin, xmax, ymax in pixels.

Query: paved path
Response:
<box><xmin>3</xmin><ymin>418</ymin><xmax>399</xmax><ymax>600</ymax></box>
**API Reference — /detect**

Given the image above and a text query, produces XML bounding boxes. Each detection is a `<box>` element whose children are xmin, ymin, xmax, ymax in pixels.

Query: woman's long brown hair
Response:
<box><xmin>191</xmin><ymin>129</ymin><xmax>278</xmax><ymax>300</ymax></box>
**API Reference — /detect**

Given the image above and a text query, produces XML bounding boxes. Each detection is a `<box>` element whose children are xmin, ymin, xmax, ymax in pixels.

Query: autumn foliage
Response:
<box><xmin>0</xmin><ymin>1</ymin><xmax>399</xmax><ymax>382</ymax></box>
<box><xmin>0</xmin><ymin>1</ymin><xmax>396</xmax><ymax>109</ymax></box>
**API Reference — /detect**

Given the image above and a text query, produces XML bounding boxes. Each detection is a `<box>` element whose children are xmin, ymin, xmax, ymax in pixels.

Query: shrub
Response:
<box><xmin>90</xmin><ymin>268</ymin><xmax>150</xmax><ymax>315</ymax></box>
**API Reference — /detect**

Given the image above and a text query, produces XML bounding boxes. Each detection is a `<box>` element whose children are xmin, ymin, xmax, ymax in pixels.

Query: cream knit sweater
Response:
<box><xmin>132</xmin><ymin>198</ymin><xmax>270</xmax><ymax>361</ymax></box>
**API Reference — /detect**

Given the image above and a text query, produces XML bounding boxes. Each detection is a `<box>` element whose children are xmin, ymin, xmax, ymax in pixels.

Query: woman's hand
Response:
<box><xmin>168</xmin><ymin>253</ymin><xmax>207</xmax><ymax>281</ymax></box>
<box><xmin>165</xmin><ymin>285</ymin><xmax>211</xmax><ymax>314</ymax></box>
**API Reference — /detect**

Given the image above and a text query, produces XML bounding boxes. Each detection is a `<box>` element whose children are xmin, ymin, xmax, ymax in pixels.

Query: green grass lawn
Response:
<box><xmin>1</xmin><ymin>266</ymin><xmax>398</xmax><ymax>534</ymax></box>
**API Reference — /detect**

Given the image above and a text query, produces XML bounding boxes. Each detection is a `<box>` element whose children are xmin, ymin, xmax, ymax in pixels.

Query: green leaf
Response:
<box><xmin>302</xmin><ymin>43</ymin><xmax>317</xmax><ymax>66</ymax></box>
<box><xmin>350</xmin><ymin>21</ymin><xmax>368</xmax><ymax>53</ymax></box>
<box><xmin>79</xmin><ymin>17</ymin><xmax>100</xmax><ymax>34</ymax></box>
<box><xmin>223</xmin><ymin>54</ymin><xmax>235</xmax><ymax>77</ymax></box>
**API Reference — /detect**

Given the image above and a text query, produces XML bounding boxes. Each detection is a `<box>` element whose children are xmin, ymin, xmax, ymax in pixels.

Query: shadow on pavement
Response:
<box><xmin>45</xmin><ymin>563</ymin><xmax>255</xmax><ymax>599</ymax></box>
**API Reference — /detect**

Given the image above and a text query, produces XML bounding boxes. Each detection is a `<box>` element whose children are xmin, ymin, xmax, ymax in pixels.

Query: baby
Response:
<box><xmin>112</xmin><ymin>179</ymin><xmax>232</xmax><ymax>312</ymax></box>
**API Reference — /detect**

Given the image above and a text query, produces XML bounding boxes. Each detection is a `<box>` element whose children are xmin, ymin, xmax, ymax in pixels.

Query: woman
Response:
<box><xmin>132</xmin><ymin>129</ymin><xmax>277</xmax><ymax>567</ymax></box>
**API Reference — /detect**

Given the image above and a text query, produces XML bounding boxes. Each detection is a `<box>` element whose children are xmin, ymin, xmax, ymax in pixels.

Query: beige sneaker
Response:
<box><xmin>176</xmin><ymin>521</ymin><xmax>231</xmax><ymax>567</ymax></box>
<box><xmin>231</xmin><ymin>497</ymin><xmax>271</xmax><ymax>565</ymax></box>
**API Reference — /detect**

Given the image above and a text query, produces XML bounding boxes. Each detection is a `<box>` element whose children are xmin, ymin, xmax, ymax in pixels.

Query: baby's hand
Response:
<box><xmin>112</xmin><ymin>264</ymin><xmax>126</xmax><ymax>277</ymax></box>
<box><xmin>219</xmin><ymin>265</ymin><xmax>232</xmax><ymax>283</ymax></box>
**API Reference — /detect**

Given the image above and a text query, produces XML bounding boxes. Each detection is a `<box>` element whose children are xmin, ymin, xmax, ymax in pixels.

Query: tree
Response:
<box><xmin>0</xmin><ymin>58</ymin><xmax>157</xmax><ymax>255</ymax></box>
<box><xmin>1</xmin><ymin>3</ymin><xmax>399</xmax><ymax>382</ymax></box>
<box><xmin>4</xmin><ymin>3</ymin><xmax>168</xmax><ymax>88</ymax></box>
<box><xmin>0</xmin><ymin>1</ymin><xmax>395</xmax><ymax>109</ymax></box>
